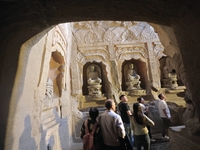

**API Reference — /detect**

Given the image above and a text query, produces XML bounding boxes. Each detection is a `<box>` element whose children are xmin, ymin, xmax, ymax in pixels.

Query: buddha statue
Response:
<box><xmin>86</xmin><ymin>65</ymin><xmax>103</xmax><ymax>99</ymax></box>
<box><xmin>87</xmin><ymin>65</ymin><xmax>102</xmax><ymax>85</ymax></box>
<box><xmin>169</xmin><ymin>69</ymin><xmax>178</xmax><ymax>89</ymax></box>
<box><xmin>126</xmin><ymin>63</ymin><xmax>141</xmax><ymax>90</ymax></box>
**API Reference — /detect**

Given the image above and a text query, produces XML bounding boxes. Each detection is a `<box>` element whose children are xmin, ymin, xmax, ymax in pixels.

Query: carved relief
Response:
<box><xmin>116</xmin><ymin>46</ymin><xmax>148</xmax><ymax>60</ymax></box>
<box><xmin>52</xmin><ymin>26</ymin><xmax>67</xmax><ymax>52</ymax></box>
<box><xmin>140</xmin><ymin>25</ymin><xmax>158</xmax><ymax>40</ymax></box>
<box><xmin>73</xmin><ymin>21</ymin><xmax>159</xmax><ymax>45</ymax></box>
<box><xmin>103</xmin><ymin>30</ymin><xmax>120</xmax><ymax>43</ymax></box>
<box><xmin>153</xmin><ymin>42</ymin><xmax>165</xmax><ymax>59</ymax></box>
<box><xmin>121</xmin><ymin>29</ymin><xmax>137</xmax><ymax>42</ymax></box>
<box><xmin>77</xmin><ymin>47</ymin><xmax>109</xmax><ymax>63</ymax></box>
<box><xmin>85</xmin><ymin>31</ymin><xmax>101</xmax><ymax>44</ymax></box>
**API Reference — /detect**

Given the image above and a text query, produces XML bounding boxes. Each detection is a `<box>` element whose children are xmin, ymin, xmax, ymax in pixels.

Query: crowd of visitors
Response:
<box><xmin>80</xmin><ymin>93</ymin><xmax>172</xmax><ymax>150</ymax></box>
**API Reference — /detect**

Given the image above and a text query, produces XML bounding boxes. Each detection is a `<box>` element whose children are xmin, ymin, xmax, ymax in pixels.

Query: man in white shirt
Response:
<box><xmin>158</xmin><ymin>93</ymin><xmax>172</xmax><ymax>140</ymax></box>
<box><xmin>99</xmin><ymin>99</ymin><xmax>126</xmax><ymax>150</ymax></box>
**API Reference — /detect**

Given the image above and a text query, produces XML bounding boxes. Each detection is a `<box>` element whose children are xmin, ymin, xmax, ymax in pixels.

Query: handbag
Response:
<box><xmin>83</xmin><ymin>120</ymin><xmax>98</xmax><ymax>150</ymax></box>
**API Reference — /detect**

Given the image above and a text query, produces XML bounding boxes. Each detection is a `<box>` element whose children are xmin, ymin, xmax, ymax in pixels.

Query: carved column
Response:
<box><xmin>146</xmin><ymin>42</ymin><xmax>161</xmax><ymax>90</ymax></box>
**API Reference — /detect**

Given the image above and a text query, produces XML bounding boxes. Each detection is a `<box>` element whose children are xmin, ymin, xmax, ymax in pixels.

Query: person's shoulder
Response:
<box><xmin>139</xmin><ymin>103</ymin><xmax>145</xmax><ymax>107</ymax></box>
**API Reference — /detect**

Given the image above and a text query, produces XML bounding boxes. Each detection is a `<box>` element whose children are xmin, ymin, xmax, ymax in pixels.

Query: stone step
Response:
<box><xmin>41</xmin><ymin>108</ymin><xmax>54</xmax><ymax>119</ymax></box>
<box><xmin>42</xmin><ymin>115</ymin><xmax>56</xmax><ymax>125</ymax></box>
<box><xmin>43</xmin><ymin>119</ymin><xmax>58</xmax><ymax>130</ymax></box>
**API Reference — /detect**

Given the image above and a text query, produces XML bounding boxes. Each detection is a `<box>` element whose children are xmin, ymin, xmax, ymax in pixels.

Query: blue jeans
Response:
<box><xmin>124</xmin><ymin>123</ymin><xmax>133</xmax><ymax>144</ymax></box>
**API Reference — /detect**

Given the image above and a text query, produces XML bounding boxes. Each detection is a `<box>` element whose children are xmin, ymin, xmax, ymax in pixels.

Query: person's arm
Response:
<box><xmin>127</xmin><ymin>110</ymin><xmax>132</xmax><ymax>116</ymax></box>
<box><xmin>162</xmin><ymin>109</ymin><xmax>170</xmax><ymax>119</ymax></box>
<box><xmin>125</xmin><ymin>103</ymin><xmax>132</xmax><ymax>116</ymax></box>
<box><xmin>116</xmin><ymin>115</ymin><xmax>126</xmax><ymax>138</ymax></box>
<box><xmin>129</xmin><ymin>116</ymin><xmax>134</xmax><ymax>130</ymax></box>
<box><xmin>144</xmin><ymin>115</ymin><xmax>155</xmax><ymax>126</ymax></box>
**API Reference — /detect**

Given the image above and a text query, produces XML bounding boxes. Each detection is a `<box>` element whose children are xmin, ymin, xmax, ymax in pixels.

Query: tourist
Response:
<box><xmin>158</xmin><ymin>93</ymin><xmax>172</xmax><ymax>139</ymax></box>
<box><xmin>80</xmin><ymin>107</ymin><xmax>100</xmax><ymax>150</ymax></box>
<box><xmin>118</xmin><ymin>95</ymin><xmax>132</xmax><ymax>143</ymax></box>
<box><xmin>98</xmin><ymin>99</ymin><xmax>125</xmax><ymax>150</ymax></box>
<box><xmin>137</xmin><ymin>97</ymin><xmax>155</xmax><ymax>142</ymax></box>
<box><xmin>130</xmin><ymin>103</ymin><xmax>155</xmax><ymax>150</ymax></box>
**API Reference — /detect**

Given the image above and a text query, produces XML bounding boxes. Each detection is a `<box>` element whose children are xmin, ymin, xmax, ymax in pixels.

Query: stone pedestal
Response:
<box><xmin>169</xmin><ymin>125</ymin><xmax>200</xmax><ymax>150</ymax></box>
<box><xmin>87</xmin><ymin>84</ymin><xmax>105</xmax><ymax>100</ymax></box>
<box><xmin>166</xmin><ymin>86</ymin><xmax>186</xmax><ymax>93</ymax></box>
<box><xmin>125</xmin><ymin>79</ymin><xmax>141</xmax><ymax>91</ymax></box>
<box><xmin>128</xmin><ymin>89</ymin><xmax>146</xmax><ymax>96</ymax></box>
<box><xmin>161</xmin><ymin>78</ymin><xmax>171</xmax><ymax>88</ymax></box>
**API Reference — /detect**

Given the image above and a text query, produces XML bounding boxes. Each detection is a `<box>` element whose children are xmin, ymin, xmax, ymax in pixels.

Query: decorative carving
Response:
<box><xmin>42</xmin><ymin>78</ymin><xmax>54</xmax><ymax>110</ymax></box>
<box><xmin>45</xmin><ymin>78</ymin><xmax>53</xmax><ymax>99</ymax></box>
<box><xmin>121</xmin><ymin>29</ymin><xmax>137</xmax><ymax>42</ymax></box>
<box><xmin>103</xmin><ymin>30</ymin><xmax>120</xmax><ymax>43</ymax></box>
<box><xmin>52</xmin><ymin>27</ymin><xmax>67</xmax><ymax>52</ymax></box>
<box><xmin>140</xmin><ymin>25</ymin><xmax>158</xmax><ymax>40</ymax></box>
<box><xmin>84</xmin><ymin>31</ymin><xmax>101</xmax><ymax>44</ymax></box>
<box><xmin>77</xmin><ymin>47</ymin><xmax>109</xmax><ymax>63</ymax></box>
<box><xmin>123</xmin><ymin>21</ymin><xmax>133</xmax><ymax>28</ymax></box>
<box><xmin>116</xmin><ymin>46</ymin><xmax>148</xmax><ymax>59</ymax></box>
<box><xmin>153</xmin><ymin>42</ymin><xmax>165</xmax><ymax>59</ymax></box>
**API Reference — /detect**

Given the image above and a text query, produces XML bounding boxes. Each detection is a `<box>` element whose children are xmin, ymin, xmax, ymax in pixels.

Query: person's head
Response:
<box><xmin>171</xmin><ymin>69</ymin><xmax>176</xmax><ymax>73</ymax></box>
<box><xmin>129</xmin><ymin>63</ymin><xmax>134</xmax><ymax>69</ymax></box>
<box><xmin>89</xmin><ymin>107</ymin><xmax>99</xmax><ymax>120</ymax></box>
<box><xmin>105</xmin><ymin>99</ymin><xmax>116</xmax><ymax>111</ymax></box>
<box><xmin>158</xmin><ymin>93</ymin><xmax>166</xmax><ymax>100</ymax></box>
<box><xmin>133</xmin><ymin>103</ymin><xmax>144</xmax><ymax>125</ymax></box>
<box><xmin>89</xmin><ymin>65</ymin><xmax>95</xmax><ymax>71</ymax></box>
<box><xmin>119</xmin><ymin>95</ymin><xmax>128</xmax><ymax>102</ymax></box>
<box><xmin>133</xmin><ymin>103</ymin><xmax>142</xmax><ymax>114</ymax></box>
<box><xmin>137</xmin><ymin>97</ymin><xmax>145</xmax><ymax>104</ymax></box>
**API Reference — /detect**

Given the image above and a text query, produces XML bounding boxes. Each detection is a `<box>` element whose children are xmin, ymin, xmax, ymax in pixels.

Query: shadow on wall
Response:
<box><xmin>18</xmin><ymin>115</ymin><xmax>37</xmax><ymax>150</ymax></box>
<box><xmin>39</xmin><ymin>124</ymin><xmax>47</xmax><ymax>150</ymax></box>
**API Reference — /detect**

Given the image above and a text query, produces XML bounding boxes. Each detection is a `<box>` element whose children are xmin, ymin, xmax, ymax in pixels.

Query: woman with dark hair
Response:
<box><xmin>80</xmin><ymin>107</ymin><xmax>101</xmax><ymax>150</ymax></box>
<box><xmin>130</xmin><ymin>103</ymin><xmax>155</xmax><ymax>150</ymax></box>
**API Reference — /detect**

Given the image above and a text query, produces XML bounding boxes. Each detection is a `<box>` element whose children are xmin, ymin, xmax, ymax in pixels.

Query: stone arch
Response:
<box><xmin>1</xmin><ymin>1</ymin><xmax>200</xmax><ymax>149</ymax></box>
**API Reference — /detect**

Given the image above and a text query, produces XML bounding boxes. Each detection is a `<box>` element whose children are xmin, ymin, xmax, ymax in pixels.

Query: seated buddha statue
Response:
<box><xmin>126</xmin><ymin>63</ymin><xmax>141</xmax><ymax>90</ymax></box>
<box><xmin>87</xmin><ymin>65</ymin><xmax>102</xmax><ymax>85</ymax></box>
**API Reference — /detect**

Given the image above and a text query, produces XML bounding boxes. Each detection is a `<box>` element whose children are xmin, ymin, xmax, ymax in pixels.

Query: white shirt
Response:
<box><xmin>158</xmin><ymin>100</ymin><xmax>171</xmax><ymax>118</ymax></box>
<box><xmin>98</xmin><ymin>110</ymin><xmax>125</xmax><ymax>146</ymax></box>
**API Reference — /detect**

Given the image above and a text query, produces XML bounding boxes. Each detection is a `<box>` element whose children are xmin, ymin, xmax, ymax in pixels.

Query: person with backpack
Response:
<box><xmin>80</xmin><ymin>107</ymin><xmax>101</xmax><ymax>150</ymax></box>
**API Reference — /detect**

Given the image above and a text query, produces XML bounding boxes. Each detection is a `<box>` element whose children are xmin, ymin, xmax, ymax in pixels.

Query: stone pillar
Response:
<box><xmin>146</xmin><ymin>42</ymin><xmax>161</xmax><ymax>90</ymax></box>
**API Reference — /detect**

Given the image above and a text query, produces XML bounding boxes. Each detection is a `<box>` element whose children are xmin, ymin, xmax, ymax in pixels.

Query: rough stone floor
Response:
<box><xmin>69</xmin><ymin>133</ymin><xmax>171</xmax><ymax>150</ymax></box>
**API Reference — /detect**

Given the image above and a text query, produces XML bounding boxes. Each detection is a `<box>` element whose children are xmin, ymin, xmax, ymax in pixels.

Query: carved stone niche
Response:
<box><xmin>49</xmin><ymin>51</ymin><xmax>65</xmax><ymax>98</ymax></box>
<box><xmin>42</xmin><ymin>51</ymin><xmax>64</xmax><ymax>114</ymax></box>
<box><xmin>122</xmin><ymin>60</ymin><xmax>147</xmax><ymax>96</ymax></box>
<box><xmin>82</xmin><ymin>62</ymin><xmax>107</xmax><ymax>101</ymax></box>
